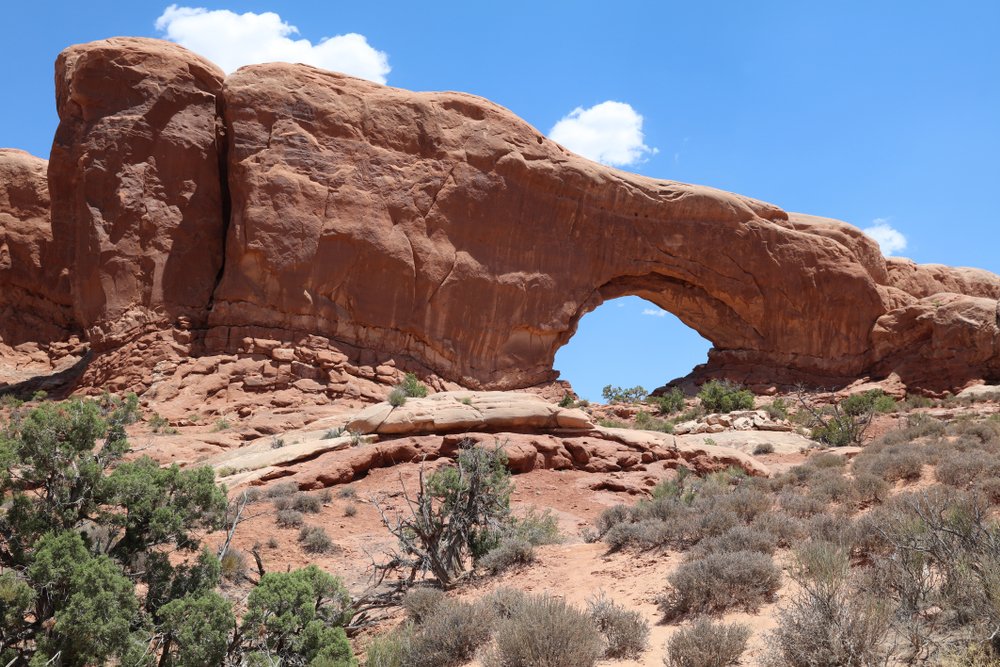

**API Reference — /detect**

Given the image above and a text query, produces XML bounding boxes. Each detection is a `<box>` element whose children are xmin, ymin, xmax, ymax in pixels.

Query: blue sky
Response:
<box><xmin>2</xmin><ymin>1</ymin><xmax>997</xmax><ymax>400</ymax></box>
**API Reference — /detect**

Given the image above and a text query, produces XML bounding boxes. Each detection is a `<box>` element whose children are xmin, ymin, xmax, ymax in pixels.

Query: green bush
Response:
<box><xmin>697</xmin><ymin>380</ymin><xmax>754</xmax><ymax>413</ymax></box>
<box><xmin>648</xmin><ymin>387</ymin><xmax>685</xmax><ymax>415</ymax></box>
<box><xmin>634</xmin><ymin>410</ymin><xmax>675</xmax><ymax>433</ymax></box>
<box><xmin>602</xmin><ymin>384</ymin><xmax>648</xmax><ymax>404</ymax></box>
<box><xmin>664</xmin><ymin>618</ymin><xmax>750</xmax><ymax>667</ymax></box>
<box><xmin>397</xmin><ymin>372</ymin><xmax>429</xmax><ymax>398</ymax></box>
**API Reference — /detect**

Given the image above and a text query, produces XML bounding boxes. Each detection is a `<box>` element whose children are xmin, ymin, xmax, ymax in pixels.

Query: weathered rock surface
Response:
<box><xmin>0</xmin><ymin>150</ymin><xmax>76</xmax><ymax>345</ymax></box>
<box><xmin>48</xmin><ymin>37</ymin><xmax>226</xmax><ymax>349</ymax></box>
<box><xmin>2</xmin><ymin>37</ymin><xmax>999</xmax><ymax>397</ymax></box>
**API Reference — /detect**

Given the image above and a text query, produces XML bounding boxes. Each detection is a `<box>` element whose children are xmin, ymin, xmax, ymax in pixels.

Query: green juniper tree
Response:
<box><xmin>0</xmin><ymin>395</ymin><xmax>356</xmax><ymax>666</ymax></box>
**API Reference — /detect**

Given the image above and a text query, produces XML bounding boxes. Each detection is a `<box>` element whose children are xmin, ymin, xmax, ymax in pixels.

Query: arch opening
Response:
<box><xmin>554</xmin><ymin>295</ymin><xmax>712</xmax><ymax>402</ymax></box>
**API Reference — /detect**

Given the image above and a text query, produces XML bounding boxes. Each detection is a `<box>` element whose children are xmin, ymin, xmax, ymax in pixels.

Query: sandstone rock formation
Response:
<box><xmin>1</xmin><ymin>37</ymin><xmax>999</xmax><ymax>399</ymax></box>
<box><xmin>48</xmin><ymin>38</ymin><xmax>226</xmax><ymax>349</ymax></box>
<box><xmin>0</xmin><ymin>149</ymin><xmax>76</xmax><ymax>345</ymax></box>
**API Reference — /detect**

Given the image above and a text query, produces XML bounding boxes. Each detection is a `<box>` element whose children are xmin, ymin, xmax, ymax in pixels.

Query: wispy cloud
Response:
<box><xmin>642</xmin><ymin>308</ymin><xmax>667</xmax><ymax>317</ymax></box>
<box><xmin>155</xmin><ymin>5</ymin><xmax>390</xmax><ymax>82</ymax></box>
<box><xmin>548</xmin><ymin>101</ymin><xmax>657</xmax><ymax>167</ymax></box>
<box><xmin>862</xmin><ymin>218</ymin><xmax>907</xmax><ymax>256</ymax></box>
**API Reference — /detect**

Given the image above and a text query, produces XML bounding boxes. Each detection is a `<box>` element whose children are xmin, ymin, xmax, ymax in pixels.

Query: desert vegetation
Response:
<box><xmin>0</xmin><ymin>396</ymin><xmax>357</xmax><ymax>666</ymax></box>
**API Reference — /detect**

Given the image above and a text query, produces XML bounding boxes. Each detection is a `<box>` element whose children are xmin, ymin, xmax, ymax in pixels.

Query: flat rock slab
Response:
<box><xmin>346</xmin><ymin>391</ymin><xmax>592</xmax><ymax>436</ymax></box>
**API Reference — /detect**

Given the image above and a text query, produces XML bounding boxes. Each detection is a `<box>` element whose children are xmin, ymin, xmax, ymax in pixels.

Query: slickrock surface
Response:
<box><xmin>2</xmin><ymin>37</ymin><xmax>999</xmax><ymax>399</ymax></box>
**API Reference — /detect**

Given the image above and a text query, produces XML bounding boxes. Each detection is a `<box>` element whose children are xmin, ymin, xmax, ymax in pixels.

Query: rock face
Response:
<box><xmin>0</xmin><ymin>149</ymin><xmax>76</xmax><ymax>345</ymax></box>
<box><xmin>48</xmin><ymin>38</ymin><xmax>226</xmax><ymax>349</ymax></box>
<box><xmin>2</xmin><ymin>37</ymin><xmax>999</xmax><ymax>396</ymax></box>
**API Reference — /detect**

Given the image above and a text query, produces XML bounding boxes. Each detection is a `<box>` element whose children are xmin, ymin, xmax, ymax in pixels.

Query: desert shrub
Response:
<box><xmin>595</xmin><ymin>504</ymin><xmax>632</xmax><ymax>537</ymax></box>
<box><xmin>767</xmin><ymin>543</ymin><xmax>890</xmax><ymax>667</ymax></box>
<box><xmin>344</xmin><ymin>503</ymin><xmax>358</xmax><ymax>517</ymax></box>
<box><xmin>479</xmin><ymin>537</ymin><xmax>535</xmax><ymax>573</ymax></box>
<box><xmin>558</xmin><ymin>393</ymin><xmax>575</xmax><ymax>408</ymax></box>
<box><xmin>276</xmin><ymin>509</ymin><xmax>304</xmax><ymax>528</ymax></box>
<box><xmin>649</xmin><ymin>388</ymin><xmax>685</xmax><ymax>415</ymax></box>
<box><xmin>659</xmin><ymin>551</ymin><xmax>782</xmax><ymax>618</ymax></box>
<box><xmin>267</xmin><ymin>481</ymin><xmax>299</xmax><ymax>498</ymax></box>
<box><xmin>387</xmin><ymin>388</ymin><xmax>407</xmax><ymax>407</ymax></box>
<box><xmin>365</xmin><ymin>624</ymin><xmax>413</xmax><ymax>667</ymax></box>
<box><xmin>323</xmin><ymin>426</ymin><xmax>345</xmax><ymax>439</ymax></box>
<box><xmin>947</xmin><ymin>418</ymin><xmax>1000</xmax><ymax>445</ymax></box>
<box><xmin>803</xmin><ymin>391</ymin><xmax>893</xmax><ymax>446</ymax></box>
<box><xmin>975</xmin><ymin>477</ymin><xmax>1000</xmax><ymax>505</ymax></box>
<box><xmin>767</xmin><ymin>397</ymin><xmax>791</xmax><ymax>419</ymax></box>
<box><xmin>298</xmin><ymin>525</ymin><xmax>333</xmax><ymax>553</ymax></box>
<box><xmin>484</xmin><ymin>594</ymin><xmax>603</xmax><ymax>667</ymax></box>
<box><xmin>397</xmin><ymin>372</ymin><xmax>429</xmax><ymax>398</ymax></box>
<box><xmin>219</xmin><ymin>549</ymin><xmax>248</xmax><ymax>583</ymax></box>
<box><xmin>697</xmin><ymin>379</ymin><xmax>754</xmax><ymax>413</ymax></box>
<box><xmin>602</xmin><ymin>384</ymin><xmax>648</xmax><ymax>404</ymax></box>
<box><xmin>853</xmin><ymin>447</ymin><xmax>924</xmax><ymax>483</ymax></box>
<box><xmin>779</xmin><ymin>490</ymin><xmax>827</xmax><ymax>518</ymax></box>
<box><xmin>751</xmin><ymin>511</ymin><xmax>805</xmax><ymax>548</ymax></box>
<box><xmin>688</xmin><ymin>525</ymin><xmax>778</xmax><ymax>559</ymax></box>
<box><xmin>483</xmin><ymin>587</ymin><xmax>529</xmax><ymax>619</ymax></box>
<box><xmin>634</xmin><ymin>410</ymin><xmax>675</xmax><ymax>433</ymax></box>
<box><xmin>851</xmin><ymin>473</ymin><xmax>890</xmax><ymax>506</ymax></box>
<box><xmin>809</xmin><ymin>469</ymin><xmax>853</xmax><ymax>503</ymax></box>
<box><xmin>807</xmin><ymin>514</ymin><xmax>854</xmax><ymax>545</ymax></box>
<box><xmin>403</xmin><ymin>587</ymin><xmax>445</xmax><ymax>623</ymax></box>
<box><xmin>587</xmin><ymin>592</ymin><xmax>649</xmax><ymax>659</ymax></box>
<box><xmin>289</xmin><ymin>492</ymin><xmax>323</xmax><ymax>513</ymax></box>
<box><xmin>899</xmin><ymin>394</ymin><xmax>934</xmax><ymax>411</ymax></box>
<box><xmin>664</xmin><ymin>618</ymin><xmax>750</xmax><ymax>667</ymax></box>
<box><xmin>212</xmin><ymin>417</ymin><xmax>231</xmax><ymax>432</ymax></box>
<box><xmin>715</xmin><ymin>485</ymin><xmax>773</xmax><ymax>523</ymax></box>
<box><xmin>810</xmin><ymin>452</ymin><xmax>848</xmax><ymax>469</ymax></box>
<box><xmin>753</xmin><ymin>442</ymin><xmax>775</xmax><ymax>455</ymax></box>
<box><xmin>508</xmin><ymin>507</ymin><xmax>562</xmax><ymax>545</ymax></box>
<box><xmin>936</xmin><ymin>451</ymin><xmax>998</xmax><ymax>487</ymax></box>
<box><xmin>407</xmin><ymin>599</ymin><xmax>495</xmax><ymax>667</ymax></box>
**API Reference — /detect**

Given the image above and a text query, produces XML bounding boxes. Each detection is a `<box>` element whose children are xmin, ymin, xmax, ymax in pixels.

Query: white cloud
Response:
<box><xmin>642</xmin><ymin>308</ymin><xmax>667</xmax><ymax>317</ymax></box>
<box><xmin>155</xmin><ymin>5</ymin><xmax>390</xmax><ymax>82</ymax></box>
<box><xmin>548</xmin><ymin>101</ymin><xmax>656</xmax><ymax>167</ymax></box>
<box><xmin>863</xmin><ymin>218</ymin><xmax>907</xmax><ymax>256</ymax></box>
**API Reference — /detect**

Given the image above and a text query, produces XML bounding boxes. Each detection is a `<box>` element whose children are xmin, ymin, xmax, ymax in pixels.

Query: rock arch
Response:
<box><xmin>2</xmin><ymin>37</ymin><xmax>999</xmax><ymax>397</ymax></box>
